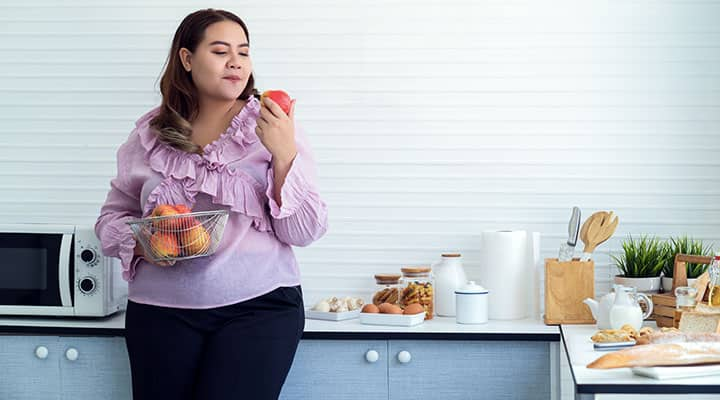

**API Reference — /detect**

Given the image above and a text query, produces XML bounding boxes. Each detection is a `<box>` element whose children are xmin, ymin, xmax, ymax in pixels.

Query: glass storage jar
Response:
<box><xmin>372</xmin><ymin>274</ymin><xmax>402</xmax><ymax>306</ymax></box>
<box><xmin>400</xmin><ymin>266</ymin><xmax>434</xmax><ymax>320</ymax></box>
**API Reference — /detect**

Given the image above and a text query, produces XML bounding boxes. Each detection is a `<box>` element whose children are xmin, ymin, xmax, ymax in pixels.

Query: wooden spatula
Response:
<box><xmin>580</xmin><ymin>211</ymin><xmax>619</xmax><ymax>261</ymax></box>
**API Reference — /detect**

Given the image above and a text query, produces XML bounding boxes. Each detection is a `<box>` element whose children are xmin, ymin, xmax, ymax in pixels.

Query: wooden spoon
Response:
<box><xmin>579</xmin><ymin>212</ymin><xmax>605</xmax><ymax>251</ymax></box>
<box><xmin>582</xmin><ymin>211</ymin><xmax>619</xmax><ymax>260</ymax></box>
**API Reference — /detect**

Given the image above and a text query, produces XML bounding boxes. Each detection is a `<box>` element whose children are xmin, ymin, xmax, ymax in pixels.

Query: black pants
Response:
<box><xmin>124</xmin><ymin>286</ymin><xmax>305</xmax><ymax>400</ymax></box>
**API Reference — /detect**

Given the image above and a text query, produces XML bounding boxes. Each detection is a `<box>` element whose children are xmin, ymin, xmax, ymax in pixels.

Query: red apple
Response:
<box><xmin>149</xmin><ymin>232</ymin><xmax>179</xmax><ymax>259</ymax></box>
<box><xmin>261</xmin><ymin>90</ymin><xmax>293</xmax><ymax>115</ymax></box>
<box><xmin>150</xmin><ymin>204</ymin><xmax>195</xmax><ymax>232</ymax></box>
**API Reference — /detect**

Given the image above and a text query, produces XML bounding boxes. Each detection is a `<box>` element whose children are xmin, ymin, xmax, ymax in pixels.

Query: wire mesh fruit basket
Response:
<box><xmin>126</xmin><ymin>210</ymin><xmax>229</xmax><ymax>263</ymax></box>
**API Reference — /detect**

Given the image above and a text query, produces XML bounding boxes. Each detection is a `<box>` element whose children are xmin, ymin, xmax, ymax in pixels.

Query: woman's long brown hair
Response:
<box><xmin>149</xmin><ymin>9</ymin><xmax>258</xmax><ymax>154</ymax></box>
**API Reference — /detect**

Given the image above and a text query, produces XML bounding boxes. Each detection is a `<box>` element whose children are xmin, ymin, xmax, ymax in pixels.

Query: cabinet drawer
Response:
<box><xmin>0</xmin><ymin>335</ymin><xmax>60</xmax><ymax>400</ymax></box>
<box><xmin>58</xmin><ymin>336</ymin><xmax>131</xmax><ymax>400</ymax></box>
<box><xmin>280</xmin><ymin>340</ymin><xmax>388</xmax><ymax>400</ymax></box>
<box><xmin>389</xmin><ymin>340</ymin><xmax>550</xmax><ymax>400</ymax></box>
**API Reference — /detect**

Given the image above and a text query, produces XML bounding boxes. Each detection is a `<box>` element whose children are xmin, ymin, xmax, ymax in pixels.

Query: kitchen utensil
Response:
<box><xmin>558</xmin><ymin>206</ymin><xmax>581</xmax><ymax>261</ymax></box>
<box><xmin>434</xmin><ymin>253</ymin><xmax>468</xmax><ymax>317</ymax></box>
<box><xmin>579</xmin><ymin>211</ymin><xmax>619</xmax><ymax>261</ymax></box>
<box><xmin>455</xmin><ymin>281</ymin><xmax>489</xmax><ymax>324</ymax></box>
<box><xmin>544</xmin><ymin>258</ymin><xmax>595</xmax><ymax>325</ymax></box>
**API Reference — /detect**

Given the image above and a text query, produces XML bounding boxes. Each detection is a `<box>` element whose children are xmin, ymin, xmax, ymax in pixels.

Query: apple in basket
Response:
<box><xmin>149</xmin><ymin>232</ymin><xmax>180</xmax><ymax>259</ymax></box>
<box><xmin>179</xmin><ymin>224</ymin><xmax>211</xmax><ymax>256</ymax></box>
<box><xmin>150</xmin><ymin>204</ymin><xmax>197</xmax><ymax>232</ymax></box>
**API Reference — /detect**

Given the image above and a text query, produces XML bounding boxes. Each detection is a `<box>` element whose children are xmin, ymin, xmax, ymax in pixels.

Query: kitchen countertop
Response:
<box><xmin>0</xmin><ymin>310</ymin><xmax>559</xmax><ymax>341</ymax></box>
<box><xmin>561</xmin><ymin>324</ymin><xmax>720</xmax><ymax>398</ymax></box>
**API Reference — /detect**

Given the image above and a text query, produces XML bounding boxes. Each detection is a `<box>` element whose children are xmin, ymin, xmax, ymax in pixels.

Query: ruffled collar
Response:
<box><xmin>136</xmin><ymin>96</ymin><xmax>260</xmax><ymax>163</ymax></box>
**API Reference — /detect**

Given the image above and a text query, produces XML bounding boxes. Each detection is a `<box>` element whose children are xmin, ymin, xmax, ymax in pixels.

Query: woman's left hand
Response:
<box><xmin>255</xmin><ymin>97</ymin><xmax>298</xmax><ymax>164</ymax></box>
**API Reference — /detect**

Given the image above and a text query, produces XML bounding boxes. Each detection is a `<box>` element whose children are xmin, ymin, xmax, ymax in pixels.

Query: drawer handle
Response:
<box><xmin>397</xmin><ymin>350</ymin><xmax>412</xmax><ymax>364</ymax></box>
<box><xmin>65</xmin><ymin>347</ymin><xmax>79</xmax><ymax>361</ymax></box>
<box><xmin>365</xmin><ymin>350</ymin><xmax>379</xmax><ymax>363</ymax></box>
<box><xmin>34</xmin><ymin>346</ymin><xmax>49</xmax><ymax>360</ymax></box>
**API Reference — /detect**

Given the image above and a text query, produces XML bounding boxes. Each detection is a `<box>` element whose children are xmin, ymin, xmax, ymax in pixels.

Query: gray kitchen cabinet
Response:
<box><xmin>59</xmin><ymin>336</ymin><xmax>131</xmax><ymax>400</ymax></box>
<box><xmin>0</xmin><ymin>335</ymin><xmax>60</xmax><ymax>400</ymax></box>
<box><xmin>388</xmin><ymin>340</ymin><xmax>551</xmax><ymax>400</ymax></box>
<box><xmin>0</xmin><ymin>335</ymin><xmax>131</xmax><ymax>400</ymax></box>
<box><xmin>280</xmin><ymin>340</ymin><xmax>388</xmax><ymax>400</ymax></box>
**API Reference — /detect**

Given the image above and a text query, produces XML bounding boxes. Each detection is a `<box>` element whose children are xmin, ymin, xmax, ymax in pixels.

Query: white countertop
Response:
<box><xmin>562</xmin><ymin>323</ymin><xmax>720</xmax><ymax>389</ymax></box>
<box><xmin>0</xmin><ymin>310</ymin><xmax>557</xmax><ymax>337</ymax></box>
<box><xmin>305</xmin><ymin>315</ymin><xmax>557</xmax><ymax>335</ymax></box>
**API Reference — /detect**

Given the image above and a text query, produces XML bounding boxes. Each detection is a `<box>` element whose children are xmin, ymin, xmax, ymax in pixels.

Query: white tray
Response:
<box><xmin>305</xmin><ymin>308</ymin><xmax>361</xmax><ymax>321</ymax></box>
<box><xmin>359</xmin><ymin>312</ymin><xmax>425</xmax><ymax>326</ymax></box>
<box><xmin>632</xmin><ymin>364</ymin><xmax>720</xmax><ymax>380</ymax></box>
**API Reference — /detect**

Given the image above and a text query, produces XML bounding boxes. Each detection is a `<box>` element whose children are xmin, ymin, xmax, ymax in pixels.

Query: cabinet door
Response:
<box><xmin>59</xmin><ymin>337</ymin><xmax>131</xmax><ymax>400</ymax></box>
<box><xmin>389</xmin><ymin>340</ymin><xmax>550</xmax><ymax>400</ymax></box>
<box><xmin>280</xmin><ymin>340</ymin><xmax>388</xmax><ymax>400</ymax></box>
<box><xmin>0</xmin><ymin>335</ymin><xmax>60</xmax><ymax>400</ymax></box>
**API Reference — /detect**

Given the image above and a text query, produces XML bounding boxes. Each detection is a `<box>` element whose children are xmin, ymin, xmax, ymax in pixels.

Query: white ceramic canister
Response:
<box><xmin>433</xmin><ymin>253</ymin><xmax>468</xmax><ymax>317</ymax></box>
<box><xmin>455</xmin><ymin>281</ymin><xmax>489</xmax><ymax>324</ymax></box>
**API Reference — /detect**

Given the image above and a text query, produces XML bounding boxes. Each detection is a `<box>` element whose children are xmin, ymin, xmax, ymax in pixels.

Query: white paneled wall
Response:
<box><xmin>1</xmin><ymin>0</ymin><xmax>719</xmax><ymax>300</ymax></box>
<box><xmin>1</xmin><ymin>1</ymin><xmax>719</xmax><ymax>399</ymax></box>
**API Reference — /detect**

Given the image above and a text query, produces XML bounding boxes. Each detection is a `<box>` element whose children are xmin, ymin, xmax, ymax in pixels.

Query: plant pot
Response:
<box><xmin>614</xmin><ymin>275</ymin><xmax>662</xmax><ymax>294</ymax></box>
<box><xmin>661</xmin><ymin>276</ymin><xmax>698</xmax><ymax>293</ymax></box>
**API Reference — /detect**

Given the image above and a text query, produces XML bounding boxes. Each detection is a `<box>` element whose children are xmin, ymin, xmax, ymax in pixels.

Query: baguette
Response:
<box><xmin>587</xmin><ymin>342</ymin><xmax>720</xmax><ymax>369</ymax></box>
<box><xmin>636</xmin><ymin>331</ymin><xmax>720</xmax><ymax>345</ymax></box>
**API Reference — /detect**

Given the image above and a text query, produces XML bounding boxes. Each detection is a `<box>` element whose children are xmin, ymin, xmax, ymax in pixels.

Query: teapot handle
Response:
<box><xmin>637</xmin><ymin>293</ymin><xmax>654</xmax><ymax>320</ymax></box>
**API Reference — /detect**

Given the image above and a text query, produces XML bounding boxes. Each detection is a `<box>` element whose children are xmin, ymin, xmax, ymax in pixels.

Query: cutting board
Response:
<box><xmin>632</xmin><ymin>364</ymin><xmax>720</xmax><ymax>380</ymax></box>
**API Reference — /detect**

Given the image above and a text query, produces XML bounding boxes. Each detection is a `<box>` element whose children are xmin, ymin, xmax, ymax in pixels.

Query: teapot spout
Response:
<box><xmin>583</xmin><ymin>298</ymin><xmax>600</xmax><ymax>320</ymax></box>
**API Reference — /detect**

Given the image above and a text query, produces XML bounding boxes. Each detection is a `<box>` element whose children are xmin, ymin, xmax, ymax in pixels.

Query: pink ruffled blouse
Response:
<box><xmin>95</xmin><ymin>97</ymin><xmax>328</xmax><ymax>308</ymax></box>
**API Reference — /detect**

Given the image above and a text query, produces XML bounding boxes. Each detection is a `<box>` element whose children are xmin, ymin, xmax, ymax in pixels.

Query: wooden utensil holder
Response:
<box><xmin>544</xmin><ymin>258</ymin><xmax>595</xmax><ymax>325</ymax></box>
<box><xmin>651</xmin><ymin>254</ymin><xmax>713</xmax><ymax>328</ymax></box>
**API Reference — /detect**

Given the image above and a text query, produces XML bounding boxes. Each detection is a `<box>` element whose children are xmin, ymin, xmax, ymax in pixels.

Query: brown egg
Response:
<box><xmin>403</xmin><ymin>303</ymin><xmax>425</xmax><ymax>315</ymax></box>
<box><xmin>378</xmin><ymin>303</ymin><xmax>403</xmax><ymax>314</ymax></box>
<box><xmin>362</xmin><ymin>304</ymin><xmax>379</xmax><ymax>313</ymax></box>
<box><xmin>377</xmin><ymin>303</ymin><xmax>394</xmax><ymax>313</ymax></box>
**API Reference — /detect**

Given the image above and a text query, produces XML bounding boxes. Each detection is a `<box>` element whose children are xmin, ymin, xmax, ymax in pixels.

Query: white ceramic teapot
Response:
<box><xmin>583</xmin><ymin>284</ymin><xmax>653</xmax><ymax>330</ymax></box>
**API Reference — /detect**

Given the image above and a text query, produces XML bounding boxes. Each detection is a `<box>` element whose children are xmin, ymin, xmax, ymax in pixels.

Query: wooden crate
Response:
<box><xmin>544</xmin><ymin>258</ymin><xmax>595</xmax><ymax>325</ymax></box>
<box><xmin>650</xmin><ymin>254</ymin><xmax>712</xmax><ymax>328</ymax></box>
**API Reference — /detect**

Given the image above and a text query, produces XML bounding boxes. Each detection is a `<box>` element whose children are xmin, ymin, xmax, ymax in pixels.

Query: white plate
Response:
<box><xmin>593</xmin><ymin>340</ymin><xmax>636</xmax><ymax>351</ymax></box>
<box><xmin>359</xmin><ymin>312</ymin><xmax>425</xmax><ymax>326</ymax></box>
<box><xmin>632</xmin><ymin>364</ymin><xmax>720</xmax><ymax>380</ymax></box>
<box><xmin>305</xmin><ymin>308</ymin><xmax>361</xmax><ymax>321</ymax></box>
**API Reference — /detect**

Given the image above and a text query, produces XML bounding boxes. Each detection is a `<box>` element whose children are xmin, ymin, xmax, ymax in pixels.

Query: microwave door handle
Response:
<box><xmin>58</xmin><ymin>233</ymin><xmax>72</xmax><ymax>307</ymax></box>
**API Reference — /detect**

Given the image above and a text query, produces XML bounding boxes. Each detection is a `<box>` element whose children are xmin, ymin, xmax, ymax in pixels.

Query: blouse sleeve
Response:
<box><xmin>94</xmin><ymin>140</ymin><xmax>143</xmax><ymax>281</ymax></box>
<box><xmin>264</xmin><ymin>125</ymin><xmax>328</xmax><ymax>246</ymax></box>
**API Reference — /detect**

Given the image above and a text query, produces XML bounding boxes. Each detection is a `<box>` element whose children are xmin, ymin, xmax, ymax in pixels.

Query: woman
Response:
<box><xmin>95</xmin><ymin>8</ymin><xmax>328</xmax><ymax>400</ymax></box>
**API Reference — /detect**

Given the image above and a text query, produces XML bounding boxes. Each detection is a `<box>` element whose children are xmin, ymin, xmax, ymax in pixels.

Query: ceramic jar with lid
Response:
<box><xmin>433</xmin><ymin>253</ymin><xmax>468</xmax><ymax>317</ymax></box>
<box><xmin>400</xmin><ymin>266</ymin><xmax>434</xmax><ymax>319</ymax></box>
<box><xmin>455</xmin><ymin>281</ymin><xmax>489</xmax><ymax>324</ymax></box>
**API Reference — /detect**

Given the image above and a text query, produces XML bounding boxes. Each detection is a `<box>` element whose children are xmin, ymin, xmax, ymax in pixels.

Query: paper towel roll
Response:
<box><xmin>479</xmin><ymin>230</ymin><xmax>533</xmax><ymax>320</ymax></box>
<box><xmin>527</xmin><ymin>232</ymin><xmax>541</xmax><ymax>318</ymax></box>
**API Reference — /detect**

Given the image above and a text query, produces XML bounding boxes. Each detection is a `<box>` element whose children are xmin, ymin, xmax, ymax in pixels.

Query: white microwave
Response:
<box><xmin>0</xmin><ymin>224</ymin><xmax>127</xmax><ymax>317</ymax></box>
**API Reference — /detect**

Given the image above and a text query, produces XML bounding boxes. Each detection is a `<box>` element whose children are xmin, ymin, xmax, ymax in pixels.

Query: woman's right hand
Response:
<box><xmin>133</xmin><ymin>241</ymin><xmax>176</xmax><ymax>267</ymax></box>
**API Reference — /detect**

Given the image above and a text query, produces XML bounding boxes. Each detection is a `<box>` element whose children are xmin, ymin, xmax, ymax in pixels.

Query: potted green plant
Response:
<box><xmin>661</xmin><ymin>236</ymin><xmax>713</xmax><ymax>291</ymax></box>
<box><xmin>611</xmin><ymin>235</ymin><xmax>665</xmax><ymax>293</ymax></box>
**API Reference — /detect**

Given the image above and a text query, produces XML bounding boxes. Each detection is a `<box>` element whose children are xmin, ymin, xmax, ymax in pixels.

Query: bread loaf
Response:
<box><xmin>679</xmin><ymin>312</ymin><xmax>720</xmax><ymax>333</ymax></box>
<box><xmin>587</xmin><ymin>342</ymin><xmax>720</xmax><ymax>369</ymax></box>
<box><xmin>636</xmin><ymin>331</ymin><xmax>720</xmax><ymax>345</ymax></box>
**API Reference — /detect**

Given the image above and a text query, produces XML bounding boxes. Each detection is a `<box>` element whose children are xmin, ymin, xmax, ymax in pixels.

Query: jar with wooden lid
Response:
<box><xmin>400</xmin><ymin>266</ymin><xmax>434</xmax><ymax>319</ymax></box>
<box><xmin>373</xmin><ymin>274</ymin><xmax>402</xmax><ymax>306</ymax></box>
